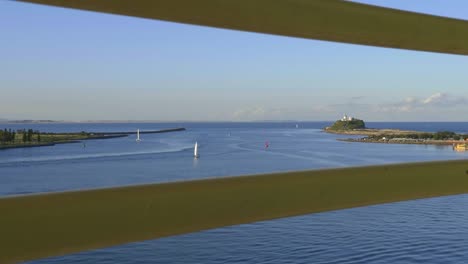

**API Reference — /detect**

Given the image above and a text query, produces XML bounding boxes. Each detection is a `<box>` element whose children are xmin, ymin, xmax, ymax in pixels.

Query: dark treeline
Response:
<box><xmin>0</xmin><ymin>129</ymin><xmax>40</xmax><ymax>144</ymax></box>
<box><xmin>369</xmin><ymin>131</ymin><xmax>468</xmax><ymax>141</ymax></box>
<box><xmin>1</xmin><ymin>129</ymin><xmax>16</xmax><ymax>143</ymax></box>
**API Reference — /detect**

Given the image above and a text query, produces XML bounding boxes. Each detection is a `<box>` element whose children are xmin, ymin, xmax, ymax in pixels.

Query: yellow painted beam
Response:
<box><xmin>1</xmin><ymin>160</ymin><xmax>468</xmax><ymax>263</ymax></box>
<box><xmin>15</xmin><ymin>0</ymin><xmax>468</xmax><ymax>55</ymax></box>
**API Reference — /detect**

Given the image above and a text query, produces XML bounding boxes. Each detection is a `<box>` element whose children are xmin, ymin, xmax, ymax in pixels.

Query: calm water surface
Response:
<box><xmin>1</xmin><ymin>122</ymin><xmax>467</xmax><ymax>263</ymax></box>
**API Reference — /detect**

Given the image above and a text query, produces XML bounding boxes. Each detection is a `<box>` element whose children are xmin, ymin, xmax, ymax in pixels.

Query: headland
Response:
<box><xmin>325</xmin><ymin>115</ymin><xmax>468</xmax><ymax>148</ymax></box>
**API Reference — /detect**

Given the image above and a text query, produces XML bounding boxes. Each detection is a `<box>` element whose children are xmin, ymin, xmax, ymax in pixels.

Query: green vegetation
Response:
<box><xmin>0</xmin><ymin>129</ymin><xmax>16</xmax><ymax>143</ymax></box>
<box><xmin>328</xmin><ymin>119</ymin><xmax>366</xmax><ymax>131</ymax></box>
<box><xmin>368</xmin><ymin>131</ymin><xmax>468</xmax><ymax>141</ymax></box>
<box><xmin>2</xmin><ymin>159</ymin><xmax>468</xmax><ymax>263</ymax></box>
<box><xmin>0</xmin><ymin>129</ymin><xmax>95</xmax><ymax>149</ymax></box>
<box><xmin>1</xmin><ymin>128</ymin><xmax>41</xmax><ymax>146</ymax></box>
<box><xmin>0</xmin><ymin>128</ymin><xmax>185</xmax><ymax>150</ymax></box>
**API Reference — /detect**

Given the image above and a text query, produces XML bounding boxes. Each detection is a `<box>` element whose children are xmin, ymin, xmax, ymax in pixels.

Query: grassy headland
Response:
<box><xmin>328</xmin><ymin>118</ymin><xmax>366</xmax><ymax>131</ymax></box>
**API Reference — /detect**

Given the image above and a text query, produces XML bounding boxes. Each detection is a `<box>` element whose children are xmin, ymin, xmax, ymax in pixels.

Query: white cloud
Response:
<box><xmin>228</xmin><ymin>93</ymin><xmax>467</xmax><ymax>121</ymax></box>
<box><xmin>422</xmin><ymin>92</ymin><xmax>445</xmax><ymax>105</ymax></box>
<box><xmin>404</xmin><ymin>97</ymin><xmax>418</xmax><ymax>104</ymax></box>
<box><xmin>232</xmin><ymin>106</ymin><xmax>267</xmax><ymax>120</ymax></box>
<box><xmin>232</xmin><ymin>106</ymin><xmax>317</xmax><ymax>121</ymax></box>
<box><xmin>422</xmin><ymin>92</ymin><xmax>466</xmax><ymax>106</ymax></box>
<box><xmin>375</xmin><ymin>92</ymin><xmax>468</xmax><ymax>113</ymax></box>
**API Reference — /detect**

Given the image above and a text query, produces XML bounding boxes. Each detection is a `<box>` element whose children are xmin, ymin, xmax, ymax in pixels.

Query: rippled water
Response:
<box><xmin>1</xmin><ymin>122</ymin><xmax>468</xmax><ymax>263</ymax></box>
<box><xmin>29</xmin><ymin>195</ymin><xmax>468</xmax><ymax>264</ymax></box>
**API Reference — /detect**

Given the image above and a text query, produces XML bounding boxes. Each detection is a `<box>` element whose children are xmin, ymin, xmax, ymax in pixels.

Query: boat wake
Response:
<box><xmin>0</xmin><ymin>145</ymin><xmax>193</xmax><ymax>166</ymax></box>
<box><xmin>232</xmin><ymin>143</ymin><xmax>347</xmax><ymax>167</ymax></box>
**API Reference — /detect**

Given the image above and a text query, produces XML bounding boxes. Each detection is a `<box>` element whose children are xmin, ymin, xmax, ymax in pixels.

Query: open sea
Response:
<box><xmin>1</xmin><ymin>122</ymin><xmax>468</xmax><ymax>264</ymax></box>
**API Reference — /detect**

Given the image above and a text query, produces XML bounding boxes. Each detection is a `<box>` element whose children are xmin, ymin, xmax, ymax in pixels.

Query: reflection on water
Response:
<box><xmin>192</xmin><ymin>157</ymin><xmax>199</xmax><ymax>168</ymax></box>
<box><xmin>29</xmin><ymin>194</ymin><xmax>468</xmax><ymax>264</ymax></box>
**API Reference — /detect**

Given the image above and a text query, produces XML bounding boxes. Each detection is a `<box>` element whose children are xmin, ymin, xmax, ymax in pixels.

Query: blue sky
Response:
<box><xmin>1</xmin><ymin>0</ymin><xmax>468</xmax><ymax>121</ymax></box>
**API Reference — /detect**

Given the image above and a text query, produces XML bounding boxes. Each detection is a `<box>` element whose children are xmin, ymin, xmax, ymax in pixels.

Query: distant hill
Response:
<box><xmin>0</xmin><ymin>119</ymin><xmax>59</xmax><ymax>124</ymax></box>
<box><xmin>327</xmin><ymin>118</ymin><xmax>366</xmax><ymax>131</ymax></box>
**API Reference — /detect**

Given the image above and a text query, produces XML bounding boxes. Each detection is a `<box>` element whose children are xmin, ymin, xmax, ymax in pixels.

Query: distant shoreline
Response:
<box><xmin>324</xmin><ymin>127</ymin><xmax>466</xmax><ymax>146</ymax></box>
<box><xmin>0</xmin><ymin>128</ymin><xmax>186</xmax><ymax>150</ymax></box>
<box><xmin>337</xmin><ymin>138</ymin><xmax>459</xmax><ymax>146</ymax></box>
<box><xmin>324</xmin><ymin>127</ymin><xmax>421</xmax><ymax>136</ymax></box>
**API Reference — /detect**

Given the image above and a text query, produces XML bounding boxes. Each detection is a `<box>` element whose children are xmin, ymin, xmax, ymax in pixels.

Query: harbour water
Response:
<box><xmin>1</xmin><ymin>122</ymin><xmax>468</xmax><ymax>263</ymax></box>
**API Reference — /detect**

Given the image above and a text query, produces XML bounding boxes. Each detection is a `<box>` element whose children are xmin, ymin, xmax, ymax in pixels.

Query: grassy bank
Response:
<box><xmin>0</xmin><ymin>128</ymin><xmax>185</xmax><ymax>150</ymax></box>
<box><xmin>0</xmin><ymin>133</ymin><xmax>120</xmax><ymax>150</ymax></box>
<box><xmin>2</xmin><ymin>159</ymin><xmax>468</xmax><ymax>263</ymax></box>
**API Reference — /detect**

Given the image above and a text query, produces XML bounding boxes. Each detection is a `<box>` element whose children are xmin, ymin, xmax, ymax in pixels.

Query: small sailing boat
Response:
<box><xmin>194</xmin><ymin>141</ymin><xmax>199</xmax><ymax>158</ymax></box>
<box><xmin>296</xmin><ymin>124</ymin><xmax>299</xmax><ymax>129</ymax></box>
<box><xmin>136</xmin><ymin>129</ymin><xmax>141</xmax><ymax>142</ymax></box>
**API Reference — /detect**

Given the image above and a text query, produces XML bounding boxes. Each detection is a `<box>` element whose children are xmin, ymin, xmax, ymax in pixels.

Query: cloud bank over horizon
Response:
<box><xmin>228</xmin><ymin>92</ymin><xmax>468</xmax><ymax>122</ymax></box>
<box><xmin>2</xmin><ymin>92</ymin><xmax>468</xmax><ymax>122</ymax></box>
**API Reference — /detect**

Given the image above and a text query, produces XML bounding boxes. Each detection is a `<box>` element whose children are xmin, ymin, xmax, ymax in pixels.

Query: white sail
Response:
<box><xmin>136</xmin><ymin>129</ymin><xmax>141</xmax><ymax>142</ymax></box>
<box><xmin>194</xmin><ymin>142</ymin><xmax>199</xmax><ymax>158</ymax></box>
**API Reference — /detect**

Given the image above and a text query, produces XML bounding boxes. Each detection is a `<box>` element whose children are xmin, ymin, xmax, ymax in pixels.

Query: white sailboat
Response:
<box><xmin>136</xmin><ymin>129</ymin><xmax>141</xmax><ymax>142</ymax></box>
<box><xmin>194</xmin><ymin>141</ymin><xmax>199</xmax><ymax>158</ymax></box>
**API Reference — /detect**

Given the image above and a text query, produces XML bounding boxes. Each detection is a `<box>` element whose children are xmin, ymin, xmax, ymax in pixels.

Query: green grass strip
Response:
<box><xmin>15</xmin><ymin>0</ymin><xmax>468</xmax><ymax>55</ymax></box>
<box><xmin>2</xmin><ymin>159</ymin><xmax>468</xmax><ymax>263</ymax></box>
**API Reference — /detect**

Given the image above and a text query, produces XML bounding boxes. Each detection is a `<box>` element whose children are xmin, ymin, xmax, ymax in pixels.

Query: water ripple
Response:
<box><xmin>27</xmin><ymin>194</ymin><xmax>468</xmax><ymax>264</ymax></box>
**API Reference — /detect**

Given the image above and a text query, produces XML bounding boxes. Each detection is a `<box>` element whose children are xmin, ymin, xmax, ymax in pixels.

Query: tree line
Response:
<box><xmin>0</xmin><ymin>129</ymin><xmax>41</xmax><ymax>144</ymax></box>
<box><xmin>369</xmin><ymin>131</ymin><xmax>468</xmax><ymax>141</ymax></box>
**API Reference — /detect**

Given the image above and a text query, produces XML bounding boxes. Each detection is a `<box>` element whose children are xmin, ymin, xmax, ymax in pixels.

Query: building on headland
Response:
<box><xmin>341</xmin><ymin>114</ymin><xmax>355</xmax><ymax>121</ymax></box>
<box><xmin>327</xmin><ymin>115</ymin><xmax>366</xmax><ymax>131</ymax></box>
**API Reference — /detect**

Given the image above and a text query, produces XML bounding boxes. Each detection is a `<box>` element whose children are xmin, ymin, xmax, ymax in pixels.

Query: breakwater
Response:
<box><xmin>93</xmin><ymin>127</ymin><xmax>186</xmax><ymax>135</ymax></box>
<box><xmin>0</xmin><ymin>128</ymin><xmax>186</xmax><ymax>150</ymax></box>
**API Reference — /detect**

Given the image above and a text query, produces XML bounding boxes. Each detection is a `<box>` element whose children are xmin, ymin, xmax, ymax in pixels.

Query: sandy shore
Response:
<box><xmin>325</xmin><ymin>128</ymin><xmax>464</xmax><ymax>146</ymax></box>
<box><xmin>338</xmin><ymin>138</ymin><xmax>460</xmax><ymax>146</ymax></box>
<box><xmin>324</xmin><ymin>127</ymin><xmax>423</xmax><ymax>136</ymax></box>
